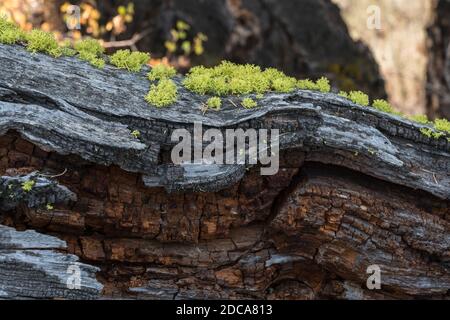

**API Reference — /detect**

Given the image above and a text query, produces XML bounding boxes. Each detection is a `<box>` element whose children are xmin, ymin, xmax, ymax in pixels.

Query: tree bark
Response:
<box><xmin>0</xmin><ymin>44</ymin><xmax>449</xmax><ymax>299</ymax></box>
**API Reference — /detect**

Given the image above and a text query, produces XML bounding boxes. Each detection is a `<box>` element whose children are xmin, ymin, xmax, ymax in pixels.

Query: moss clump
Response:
<box><xmin>183</xmin><ymin>61</ymin><xmax>297</xmax><ymax>96</ymax></box>
<box><xmin>207</xmin><ymin>97</ymin><xmax>222</xmax><ymax>110</ymax></box>
<box><xmin>0</xmin><ymin>17</ymin><xmax>26</xmax><ymax>45</ymax></box>
<box><xmin>148</xmin><ymin>64</ymin><xmax>177</xmax><ymax>81</ymax></box>
<box><xmin>21</xmin><ymin>180</ymin><xmax>35</xmax><ymax>192</ymax></box>
<box><xmin>26</xmin><ymin>29</ymin><xmax>62</xmax><ymax>57</ymax></box>
<box><xmin>131</xmin><ymin>130</ymin><xmax>141</xmax><ymax>138</ymax></box>
<box><xmin>242</xmin><ymin>97</ymin><xmax>257</xmax><ymax>109</ymax></box>
<box><xmin>372</xmin><ymin>99</ymin><xmax>394</xmax><ymax>114</ymax></box>
<box><xmin>298</xmin><ymin>77</ymin><xmax>331</xmax><ymax>93</ymax></box>
<box><xmin>110</xmin><ymin>49</ymin><xmax>150</xmax><ymax>72</ymax></box>
<box><xmin>409</xmin><ymin>114</ymin><xmax>431</xmax><ymax>124</ymax></box>
<box><xmin>346</xmin><ymin>91</ymin><xmax>369</xmax><ymax>106</ymax></box>
<box><xmin>74</xmin><ymin>38</ymin><xmax>105</xmax><ymax>68</ymax></box>
<box><xmin>421</xmin><ymin>128</ymin><xmax>444</xmax><ymax>139</ymax></box>
<box><xmin>145</xmin><ymin>78</ymin><xmax>178</xmax><ymax>107</ymax></box>
<box><xmin>434</xmin><ymin>118</ymin><xmax>450</xmax><ymax>134</ymax></box>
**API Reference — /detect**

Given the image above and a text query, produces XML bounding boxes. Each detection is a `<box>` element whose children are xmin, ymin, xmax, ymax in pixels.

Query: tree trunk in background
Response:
<box><xmin>112</xmin><ymin>0</ymin><xmax>387</xmax><ymax>99</ymax></box>
<box><xmin>427</xmin><ymin>0</ymin><xmax>450</xmax><ymax>120</ymax></box>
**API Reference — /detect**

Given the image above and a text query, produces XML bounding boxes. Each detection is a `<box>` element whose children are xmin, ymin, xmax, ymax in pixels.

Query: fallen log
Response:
<box><xmin>0</xmin><ymin>44</ymin><xmax>449</xmax><ymax>299</ymax></box>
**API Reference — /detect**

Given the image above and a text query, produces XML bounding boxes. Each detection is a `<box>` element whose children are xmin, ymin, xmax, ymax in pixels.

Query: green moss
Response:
<box><xmin>338</xmin><ymin>91</ymin><xmax>349</xmax><ymax>98</ymax></box>
<box><xmin>421</xmin><ymin>128</ymin><xmax>444</xmax><ymax>139</ymax></box>
<box><xmin>46</xmin><ymin>203</ymin><xmax>54</xmax><ymax>210</ymax></box>
<box><xmin>145</xmin><ymin>78</ymin><xmax>178</xmax><ymax>107</ymax></box>
<box><xmin>347</xmin><ymin>91</ymin><xmax>369</xmax><ymax>106</ymax></box>
<box><xmin>110</xmin><ymin>49</ymin><xmax>150</xmax><ymax>72</ymax></box>
<box><xmin>297</xmin><ymin>77</ymin><xmax>331</xmax><ymax>93</ymax></box>
<box><xmin>409</xmin><ymin>114</ymin><xmax>431</xmax><ymax>125</ymax></box>
<box><xmin>242</xmin><ymin>97</ymin><xmax>257</xmax><ymax>109</ymax></box>
<box><xmin>21</xmin><ymin>180</ymin><xmax>35</xmax><ymax>192</ymax></box>
<box><xmin>131</xmin><ymin>130</ymin><xmax>141</xmax><ymax>138</ymax></box>
<box><xmin>26</xmin><ymin>29</ymin><xmax>61</xmax><ymax>57</ymax></box>
<box><xmin>372</xmin><ymin>99</ymin><xmax>394</xmax><ymax>114</ymax></box>
<box><xmin>0</xmin><ymin>16</ymin><xmax>25</xmax><ymax>45</ymax></box>
<box><xmin>183</xmin><ymin>61</ymin><xmax>297</xmax><ymax>96</ymax></box>
<box><xmin>148</xmin><ymin>64</ymin><xmax>177</xmax><ymax>81</ymax></box>
<box><xmin>74</xmin><ymin>38</ymin><xmax>105</xmax><ymax>68</ymax></box>
<box><xmin>207</xmin><ymin>97</ymin><xmax>222</xmax><ymax>110</ymax></box>
<box><xmin>434</xmin><ymin>118</ymin><xmax>450</xmax><ymax>134</ymax></box>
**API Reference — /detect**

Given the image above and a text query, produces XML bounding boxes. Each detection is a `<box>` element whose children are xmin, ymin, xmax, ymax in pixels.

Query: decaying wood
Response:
<box><xmin>0</xmin><ymin>44</ymin><xmax>449</xmax><ymax>300</ymax></box>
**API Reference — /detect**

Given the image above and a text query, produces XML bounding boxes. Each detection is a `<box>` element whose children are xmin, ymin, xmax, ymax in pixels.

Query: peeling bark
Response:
<box><xmin>0</xmin><ymin>44</ymin><xmax>449</xmax><ymax>299</ymax></box>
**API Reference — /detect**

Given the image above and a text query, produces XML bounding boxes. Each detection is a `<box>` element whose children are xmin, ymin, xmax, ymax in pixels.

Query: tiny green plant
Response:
<box><xmin>46</xmin><ymin>203</ymin><xmax>54</xmax><ymax>211</ymax></box>
<box><xmin>242</xmin><ymin>97</ymin><xmax>257</xmax><ymax>109</ymax></box>
<box><xmin>110</xmin><ymin>49</ymin><xmax>150</xmax><ymax>72</ymax></box>
<box><xmin>21</xmin><ymin>180</ymin><xmax>35</xmax><ymax>192</ymax></box>
<box><xmin>145</xmin><ymin>78</ymin><xmax>178</xmax><ymax>107</ymax></box>
<box><xmin>207</xmin><ymin>97</ymin><xmax>222</xmax><ymax>110</ymax></box>
<box><xmin>131</xmin><ymin>130</ymin><xmax>141</xmax><ymax>138</ymax></box>
<box><xmin>147</xmin><ymin>64</ymin><xmax>177</xmax><ymax>81</ymax></box>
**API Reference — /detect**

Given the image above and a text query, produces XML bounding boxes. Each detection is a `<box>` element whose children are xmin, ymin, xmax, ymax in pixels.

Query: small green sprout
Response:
<box><xmin>409</xmin><ymin>114</ymin><xmax>431</xmax><ymax>125</ymax></box>
<box><xmin>110</xmin><ymin>49</ymin><xmax>150</xmax><ymax>72</ymax></box>
<box><xmin>46</xmin><ymin>203</ymin><xmax>54</xmax><ymax>211</ymax></box>
<box><xmin>145</xmin><ymin>78</ymin><xmax>178</xmax><ymax>107</ymax></box>
<box><xmin>21</xmin><ymin>180</ymin><xmax>35</xmax><ymax>192</ymax></box>
<box><xmin>74</xmin><ymin>38</ymin><xmax>105</xmax><ymax>68</ymax></box>
<box><xmin>348</xmin><ymin>91</ymin><xmax>369</xmax><ymax>106</ymax></box>
<box><xmin>147</xmin><ymin>64</ymin><xmax>177</xmax><ymax>81</ymax></box>
<box><xmin>131</xmin><ymin>130</ymin><xmax>141</xmax><ymax>138</ymax></box>
<box><xmin>207</xmin><ymin>97</ymin><xmax>222</xmax><ymax>110</ymax></box>
<box><xmin>242</xmin><ymin>97</ymin><xmax>257</xmax><ymax>109</ymax></box>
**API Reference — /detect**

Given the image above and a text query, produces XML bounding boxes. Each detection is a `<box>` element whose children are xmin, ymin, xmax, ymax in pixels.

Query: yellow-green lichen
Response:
<box><xmin>145</xmin><ymin>78</ymin><xmax>178</xmax><ymax>107</ymax></box>
<box><xmin>206</xmin><ymin>97</ymin><xmax>222</xmax><ymax>110</ymax></box>
<box><xmin>110</xmin><ymin>49</ymin><xmax>150</xmax><ymax>72</ymax></box>
<box><xmin>242</xmin><ymin>97</ymin><xmax>257</xmax><ymax>109</ymax></box>
<box><xmin>148</xmin><ymin>64</ymin><xmax>177</xmax><ymax>81</ymax></box>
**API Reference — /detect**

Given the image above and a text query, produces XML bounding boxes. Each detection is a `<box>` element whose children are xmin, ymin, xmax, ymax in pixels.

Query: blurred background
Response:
<box><xmin>0</xmin><ymin>0</ymin><xmax>448</xmax><ymax>119</ymax></box>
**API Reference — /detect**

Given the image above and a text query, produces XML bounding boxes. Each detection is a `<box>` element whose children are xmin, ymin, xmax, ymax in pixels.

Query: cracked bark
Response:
<box><xmin>0</xmin><ymin>44</ymin><xmax>449</xmax><ymax>299</ymax></box>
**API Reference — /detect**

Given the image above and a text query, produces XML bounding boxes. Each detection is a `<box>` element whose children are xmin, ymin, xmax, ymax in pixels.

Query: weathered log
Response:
<box><xmin>0</xmin><ymin>224</ymin><xmax>102</xmax><ymax>299</ymax></box>
<box><xmin>0</xmin><ymin>44</ymin><xmax>449</xmax><ymax>300</ymax></box>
